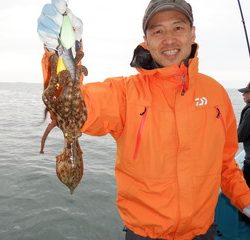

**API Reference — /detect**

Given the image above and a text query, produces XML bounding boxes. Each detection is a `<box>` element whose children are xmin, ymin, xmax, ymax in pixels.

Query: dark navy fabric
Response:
<box><xmin>124</xmin><ymin>225</ymin><xmax>215</xmax><ymax>240</ymax></box>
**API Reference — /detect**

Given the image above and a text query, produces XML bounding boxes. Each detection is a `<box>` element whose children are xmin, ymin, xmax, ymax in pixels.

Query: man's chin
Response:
<box><xmin>161</xmin><ymin>61</ymin><xmax>181</xmax><ymax>67</ymax></box>
<box><xmin>159</xmin><ymin>57</ymin><xmax>183</xmax><ymax>67</ymax></box>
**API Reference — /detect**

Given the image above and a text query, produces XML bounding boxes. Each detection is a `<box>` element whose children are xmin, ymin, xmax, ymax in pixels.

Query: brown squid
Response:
<box><xmin>40</xmin><ymin>44</ymin><xmax>88</xmax><ymax>194</ymax></box>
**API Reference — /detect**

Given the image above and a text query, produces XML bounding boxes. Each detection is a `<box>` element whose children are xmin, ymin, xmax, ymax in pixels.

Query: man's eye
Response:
<box><xmin>175</xmin><ymin>26</ymin><xmax>185</xmax><ymax>31</ymax></box>
<box><xmin>153</xmin><ymin>29</ymin><xmax>162</xmax><ymax>35</ymax></box>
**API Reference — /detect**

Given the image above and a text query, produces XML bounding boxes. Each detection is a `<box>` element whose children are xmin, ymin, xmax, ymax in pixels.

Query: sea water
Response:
<box><xmin>0</xmin><ymin>82</ymin><xmax>245</xmax><ymax>240</ymax></box>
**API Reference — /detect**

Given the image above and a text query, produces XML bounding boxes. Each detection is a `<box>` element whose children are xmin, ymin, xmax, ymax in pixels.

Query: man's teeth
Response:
<box><xmin>163</xmin><ymin>49</ymin><xmax>178</xmax><ymax>55</ymax></box>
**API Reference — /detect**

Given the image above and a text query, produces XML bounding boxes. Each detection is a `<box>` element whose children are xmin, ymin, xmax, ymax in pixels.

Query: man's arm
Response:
<box><xmin>80</xmin><ymin>78</ymin><xmax>127</xmax><ymax>139</ymax></box>
<box><xmin>238</xmin><ymin>109</ymin><xmax>250</xmax><ymax>142</ymax></box>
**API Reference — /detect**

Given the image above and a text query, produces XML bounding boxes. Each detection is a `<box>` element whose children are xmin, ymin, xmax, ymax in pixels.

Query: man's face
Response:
<box><xmin>144</xmin><ymin>10</ymin><xmax>196</xmax><ymax>67</ymax></box>
<box><xmin>243</xmin><ymin>91</ymin><xmax>250</xmax><ymax>103</ymax></box>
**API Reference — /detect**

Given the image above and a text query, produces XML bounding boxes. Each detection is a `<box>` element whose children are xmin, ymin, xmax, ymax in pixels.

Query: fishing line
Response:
<box><xmin>237</xmin><ymin>0</ymin><xmax>250</xmax><ymax>60</ymax></box>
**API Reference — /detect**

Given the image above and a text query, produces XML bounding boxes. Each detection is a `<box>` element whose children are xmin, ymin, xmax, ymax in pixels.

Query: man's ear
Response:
<box><xmin>143</xmin><ymin>35</ymin><xmax>149</xmax><ymax>50</ymax></box>
<box><xmin>191</xmin><ymin>26</ymin><xmax>196</xmax><ymax>43</ymax></box>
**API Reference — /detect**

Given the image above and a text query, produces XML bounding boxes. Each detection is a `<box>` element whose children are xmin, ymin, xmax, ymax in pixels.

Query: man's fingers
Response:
<box><xmin>42</xmin><ymin>4</ymin><xmax>64</xmax><ymax>27</ymax></box>
<box><xmin>37</xmin><ymin>4</ymin><xmax>63</xmax><ymax>50</ymax></box>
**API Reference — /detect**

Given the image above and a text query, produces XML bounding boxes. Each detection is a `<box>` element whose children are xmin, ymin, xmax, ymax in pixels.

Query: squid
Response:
<box><xmin>40</xmin><ymin>41</ymin><xmax>88</xmax><ymax>194</ymax></box>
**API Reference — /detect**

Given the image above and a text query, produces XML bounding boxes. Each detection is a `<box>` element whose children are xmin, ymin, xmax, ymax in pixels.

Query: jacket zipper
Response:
<box><xmin>181</xmin><ymin>74</ymin><xmax>187</xmax><ymax>96</ymax></box>
<box><xmin>215</xmin><ymin>106</ymin><xmax>226</xmax><ymax>135</ymax></box>
<box><xmin>133</xmin><ymin>107</ymin><xmax>148</xmax><ymax>160</ymax></box>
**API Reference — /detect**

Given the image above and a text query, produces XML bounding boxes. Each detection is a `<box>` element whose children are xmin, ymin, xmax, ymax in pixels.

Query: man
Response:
<box><xmin>37</xmin><ymin>0</ymin><xmax>250</xmax><ymax>239</ymax></box>
<box><xmin>238</xmin><ymin>82</ymin><xmax>250</xmax><ymax>224</ymax></box>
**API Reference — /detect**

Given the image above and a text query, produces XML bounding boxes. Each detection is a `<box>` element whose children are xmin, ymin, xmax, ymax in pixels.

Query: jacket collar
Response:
<box><xmin>130</xmin><ymin>43</ymin><xmax>199</xmax><ymax>95</ymax></box>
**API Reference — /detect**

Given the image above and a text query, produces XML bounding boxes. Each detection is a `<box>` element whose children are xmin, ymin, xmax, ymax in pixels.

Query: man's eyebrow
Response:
<box><xmin>148</xmin><ymin>24</ymin><xmax>162</xmax><ymax>30</ymax></box>
<box><xmin>172</xmin><ymin>19</ymin><xmax>188</xmax><ymax>25</ymax></box>
<box><xmin>148</xmin><ymin>19</ymin><xmax>188</xmax><ymax>30</ymax></box>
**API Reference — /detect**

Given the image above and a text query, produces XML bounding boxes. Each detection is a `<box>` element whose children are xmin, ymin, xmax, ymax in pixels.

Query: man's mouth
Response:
<box><xmin>162</xmin><ymin>49</ymin><xmax>179</xmax><ymax>56</ymax></box>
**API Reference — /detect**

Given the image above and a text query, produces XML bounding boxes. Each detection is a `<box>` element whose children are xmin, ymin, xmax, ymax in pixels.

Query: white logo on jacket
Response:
<box><xmin>195</xmin><ymin>97</ymin><xmax>208</xmax><ymax>106</ymax></box>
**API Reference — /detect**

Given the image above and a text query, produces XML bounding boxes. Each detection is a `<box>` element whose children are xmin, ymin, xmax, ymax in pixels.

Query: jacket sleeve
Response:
<box><xmin>80</xmin><ymin>78</ymin><xmax>126</xmax><ymax>140</ymax></box>
<box><xmin>41</xmin><ymin>50</ymin><xmax>56</xmax><ymax>89</ymax></box>
<box><xmin>238</xmin><ymin>109</ymin><xmax>250</xmax><ymax>142</ymax></box>
<box><xmin>221</xmin><ymin>95</ymin><xmax>250</xmax><ymax>210</ymax></box>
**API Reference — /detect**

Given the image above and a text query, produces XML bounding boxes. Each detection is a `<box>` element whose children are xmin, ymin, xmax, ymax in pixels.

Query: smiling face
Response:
<box><xmin>144</xmin><ymin>10</ymin><xmax>196</xmax><ymax>67</ymax></box>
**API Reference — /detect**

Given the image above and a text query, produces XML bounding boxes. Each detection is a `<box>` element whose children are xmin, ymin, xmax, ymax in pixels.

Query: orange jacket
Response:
<box><xmin>42</xmin><ymin>47</ymin><xmax>250</xmax><ymax>239</ymax></box>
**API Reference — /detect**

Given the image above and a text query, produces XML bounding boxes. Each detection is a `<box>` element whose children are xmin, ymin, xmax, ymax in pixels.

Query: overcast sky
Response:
<box><xmin>0</xmin><ymin>0</ymin><xmax>249</xmax><ymax>88</ymax></box>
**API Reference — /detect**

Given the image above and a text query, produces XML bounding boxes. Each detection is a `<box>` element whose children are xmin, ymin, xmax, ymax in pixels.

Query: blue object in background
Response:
<box><xmin>215</xmin><ymin>150</ymin><xmax>250</xmax><ymax>240</ymax></box>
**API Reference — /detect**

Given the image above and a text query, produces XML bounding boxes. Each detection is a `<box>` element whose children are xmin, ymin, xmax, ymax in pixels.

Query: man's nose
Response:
<box><xmin>162</xmin><ymin>31</ymin><xmax>177</xmax><ymax>44</ymax></box>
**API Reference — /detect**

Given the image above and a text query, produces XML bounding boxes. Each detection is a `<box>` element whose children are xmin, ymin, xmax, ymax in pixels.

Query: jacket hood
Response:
<box><xmin>130</xmin><ymin>42</ymin><xmax>198</xmax><ymax>71</ymax></box>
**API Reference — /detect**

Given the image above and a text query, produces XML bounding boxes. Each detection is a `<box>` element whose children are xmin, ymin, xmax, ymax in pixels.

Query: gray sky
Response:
<box><xmin>0</xmin><ymin>0</ymin><xmax>249</xmax><ymax>88</ymax></box>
